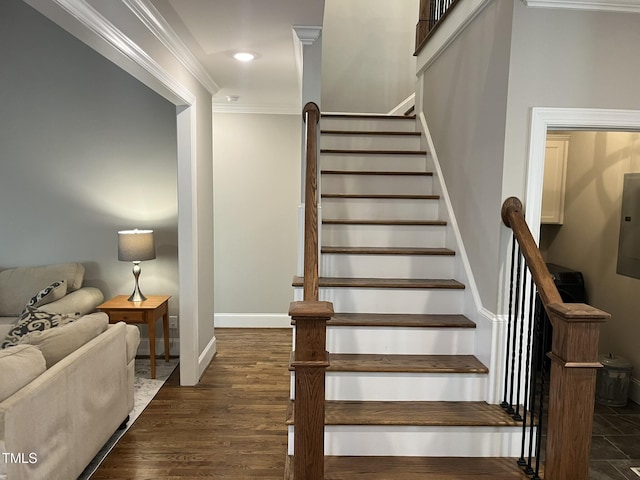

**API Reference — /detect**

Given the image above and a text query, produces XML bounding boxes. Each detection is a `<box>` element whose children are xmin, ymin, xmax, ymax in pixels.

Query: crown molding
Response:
<box><xmin>212</xmin><ymin>102</ymin><xmax>301</xmax><ymax>115</ymax></box>
<box><xmin>122</xmin><ymin>0</ymin><xmax>219</xmax><ymax>95</ymax></box>
<box><xmin>293</xmin><ymin>25</ymin><xmax>322</xmax><ymax>45</ymax></box>
<box><xmin>41</xmin><ymin>0</ymin><xmax>195</xmax><ymax>105</ymax></box>
<box><xmin>522</xmin><ymin>0</ymin><xmax>640</xmax><ymax>13</ymax></box>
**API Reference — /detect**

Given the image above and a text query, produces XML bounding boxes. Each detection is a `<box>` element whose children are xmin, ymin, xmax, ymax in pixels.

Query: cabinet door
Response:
<box><xmin>541</xmin><ymin>135</ymin><xmax>570</xmax><ymax>224</ymax></box>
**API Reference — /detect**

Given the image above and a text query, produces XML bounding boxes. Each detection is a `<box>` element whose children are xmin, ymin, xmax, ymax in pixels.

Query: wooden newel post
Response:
<box><xmin>290</xmin><ymin>300</ymin><xmax>333</xmax><ymax>480</ymax></box>
<box><xmin>545</xmin><ymin>303</ymin><xmax>609</xmax><ymax>480</ymax></box>
<box><xmin>415</xmin><ymin>0</ymin><xmax>431</xmax><ymax>50</ymax></box>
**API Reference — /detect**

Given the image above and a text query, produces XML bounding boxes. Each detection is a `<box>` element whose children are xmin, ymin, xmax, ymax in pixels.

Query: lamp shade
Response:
<box><xmin>117</xmin><ymin>230</ymin><xmax>156</xmax><ymax>262</ymax></box>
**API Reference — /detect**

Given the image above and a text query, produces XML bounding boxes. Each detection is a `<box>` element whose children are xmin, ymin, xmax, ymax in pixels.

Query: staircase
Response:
<box><xmin>288</xmin><ymin>113</ymin><xmax>533</xmax><ymax>478</ymax></box>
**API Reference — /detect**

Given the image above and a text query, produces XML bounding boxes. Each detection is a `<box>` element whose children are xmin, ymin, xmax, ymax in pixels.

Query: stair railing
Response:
<box><xmin>501</xmin><ymin>197</ymin><xmax>609</xmax><ymax>480</ymax></box>
<box><xmin>289</xmin><ymin>102</ymin><xmax>333</xmax><ymax>480</ymax></box>
<box><xmin>415</xmin><ymin>0</ymin><xmax>460</xmax><ymax>54</ymax></box>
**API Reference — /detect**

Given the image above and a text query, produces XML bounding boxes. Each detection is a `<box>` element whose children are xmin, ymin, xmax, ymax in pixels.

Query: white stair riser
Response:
<box><xmin>290</xmin><ymin>372</ymin><xmax>486</xmax><ymax>401</ymax></box>
<box><xmin>321</xmin><ymin>154</ymin><xmax>428</xmax><ymax>172</ymax></box>
<box><xmin>326</xmin><ymin>326</ymin><xmax>474</xmax><ymax>355</ymax></box>
<box><xmin>288</xmin><ymin>426</ymin><xmax>533</xmax><ymax>457</ymax></box>
<box><xmin>321</xmin><ymin>253</ymin><xmax>454</xmax><ymax>279</ymax></box>
<box><xmin>322</xmin><ymin>175</ymin><xmax>433</xmax><ymax>195</ymax></box>
<box><xmin>294</xmin><ymin>287</ymin><xmax>464</xmax><ymax>314</ymax></box>
<box><xmin>322</xmin><ymin>224</ymin><xmax>447</xmax><ymax>248</ymax></box>
<box><xmin>321</xmin><ymin>134</ymin><xmax>421</xmax><ymax>151</ymax></box>
<box><xmin>322</xmin><ymin>117</ymin><xmax>416</xmax><ymax>132</ymax></box>
<box><xmin>322</xmin><ymin>198</ymin><xmax>439</xmax><ymax>221</ymax></box>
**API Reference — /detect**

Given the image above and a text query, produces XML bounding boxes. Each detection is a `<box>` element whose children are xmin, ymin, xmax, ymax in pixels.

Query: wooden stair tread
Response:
<box><xmin>321</xmin><ymin>113</ymin><xmax>416</xmax><ymax>120</ymax></box>
<box><xmin>322</xmin><ymin>130</ymin><xmax>421</xmax><ymax>136</ymax></box>
<box><xmin>285</xmin><ymin>455</ymin><xmax>537</xmax><ymax>479</ymax></box>
<box><xmin>322</xmin><ymin>193</ymin><xmax>439</xmax><ymax>200</ymax></box>
<box><xmin>291</xmin><ymin>276</ymin><xmax>465</xmax><ymax>289</ymax></box>
<box><xmin>286</xmin><ymin>400</ymin><xmax>519</xmax><ymax>427</ymax></box>
<box><xmin>322</xmin><ymin>170</ymin><xmax>432</xmax><ymax>176</ymax></box>
<box><xmin>292</xmin><ymin>276</ymin><xmax>465</xmax><ymax>289</ymax></box>
<box><xmin>321</xmin><ymin>247</ymin><xmax>454</xmax><ymax>256</ymax></box>
<box><xmin>328</xmin><ymin>313</ymin><xmax>475</xmax><ymax>328</ymax></box>
<box><xmin>323</xmin><ymin>219</ymin><xmax>447</xmax><ymax>226</ymax></box>
<box><xmin>322</xmin><ymin>149</ymin><xmax>427</xmax><ymax>155</ymax></box>
<box><xmin>327</xmin><ymin>353</ymin><xmax>487</xmax><ymax>373</ymax></box>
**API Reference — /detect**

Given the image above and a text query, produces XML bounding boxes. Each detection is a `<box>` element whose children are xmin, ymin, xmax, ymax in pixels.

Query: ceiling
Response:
<box><xmin>150</xmin><ymin>0</ymin><xmax>325</xmax><ymax>112</ymax></box>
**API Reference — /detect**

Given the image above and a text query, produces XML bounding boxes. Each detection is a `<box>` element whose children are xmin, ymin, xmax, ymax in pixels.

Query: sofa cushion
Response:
<box><xmin>25</xmin><ymin>279</ymin><xmax>67</xmax><ymax>310</ymax></box>
<box><xmin>0</xmin><ymin>263</ymin><xmax>85</xmax><ymax>316</ymax></box>
<box><xmin>0</xmin><ymin>344</ymin><xmax>46</xmax><ymax>402</ymax></box>
<box><xmin>0</xmin><ymin>307</ymin><xmax>80</xmax><ymax>349</ymax></box>
<box><xmin>18</xmin><ymin>312</ymin><xmax>109</xmax><ymax>367</ymax></box>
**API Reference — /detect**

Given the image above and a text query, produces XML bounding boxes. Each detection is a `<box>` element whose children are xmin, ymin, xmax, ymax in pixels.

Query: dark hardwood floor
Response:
<box><xmin>92</xmin><ymin>328</ymin><xmax>292</xmax><ymax>479</ymax></box>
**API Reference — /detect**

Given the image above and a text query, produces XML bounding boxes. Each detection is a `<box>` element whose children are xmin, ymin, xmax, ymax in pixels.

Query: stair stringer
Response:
<box><xmin>417</xmin><ymin>111</ymin><xmax>506</xmax><ymax>405</ymax></box>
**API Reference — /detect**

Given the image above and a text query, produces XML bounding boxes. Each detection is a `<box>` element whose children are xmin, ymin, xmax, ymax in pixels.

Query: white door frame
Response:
<box><xmin>525</xmin><ymin>107</ymin><xmax>640</xmax><ymax>241</ymax></box>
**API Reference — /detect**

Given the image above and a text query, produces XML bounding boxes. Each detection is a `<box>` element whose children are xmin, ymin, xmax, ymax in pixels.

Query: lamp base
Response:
<box><xmin>128</xmin><ymin>262</ymin><xmax>147</xmax><ymax>302</ymax></box>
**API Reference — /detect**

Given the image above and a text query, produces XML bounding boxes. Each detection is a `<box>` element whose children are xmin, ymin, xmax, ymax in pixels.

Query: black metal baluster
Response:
<box><xmin>501</xmin><ymin>235</ymin><xmax>517</xmax><ymax>410</ymax></box>
<box><xmin>507</xmin><ymin>248</ymin><xmax>523</xmax><ymax>415</ymax></box>
<box><xmin>518</xmin><ymin>278</ymin><xmax>536</xmax><ymax>472</ymax></box>
<box><xmin>513</xmin><ymin>266</ymin><xmax>529</xmax><ymax>421</ymax></box>
<box><xmin>532</xmin><ymin>309</ymin><xmax>549</xmax><ymax>480</ymax></box>
<box><xmin>524</xmin><ymin>299</ymin><xmax>543</xmax><ymax>476</ymax></box>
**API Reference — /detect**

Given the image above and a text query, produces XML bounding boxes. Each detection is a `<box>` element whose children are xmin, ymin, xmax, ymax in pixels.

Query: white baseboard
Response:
<box><xmin>214</xmin><ymin>313</ymin><xmax>292</xmax><ymax>328</ymax></box>
<box><xmin>198</xmin><ymin>334</ymin><xmax>217</xmax><ymax>380</ymax></box>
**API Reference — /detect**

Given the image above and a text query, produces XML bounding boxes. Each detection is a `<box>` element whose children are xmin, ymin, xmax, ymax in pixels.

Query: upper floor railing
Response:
<box><xmin>501</xmin><ymin>197</ymin><xmax>609</xmax><ymax>479</ymax></box>
<box><xmin>415</xmin><ymin>0</ymin><xmax>460</xmax><ymax>54</ymax></box>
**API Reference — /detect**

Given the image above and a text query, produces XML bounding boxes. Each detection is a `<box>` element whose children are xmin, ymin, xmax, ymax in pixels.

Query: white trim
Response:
<box><xmin>212</xmin><ymin>103</ymin><xmax>300</xmax><ymax>115</ymax></box>
<box><xmin>42</xmin><ymin>0</ymin><xmax>195</xmax><ymax>106</ymax></box>
<box><xmin>416</xmin><ymin>0</ymin><xmax>493</xmax><ymax>75</ymax></box>
<box><xmin>525</xmin><ymin>108</ymin><xmax>640</xmax><ymax>242</ymax></box>
<box><xmin>121</xmin><ymin>0</ymin><xmax>220</xmax><ymax>95</ymax></box>
<box><xmin>388</xmin><ymin>93</ymin><xmax>416</xmax><ymax>116</ymax></box>
<box><xmin>522</xmin><ymin>0</ymin><xmax>640</xmax><ymax>13</ymax></box>
<box><xmin>198</xmin><ymin>333</ymin><xmax>217</xmax><ymax>379</ymax></box>
<box><xmin>293</xmin><ymin>25</ymin><xmax>322</xmax><ymax>45</ymax></box>
<box><xmin>215</xmin><ymin>313</ymin><xmax>292</xmax><ymax>328</ymax></box>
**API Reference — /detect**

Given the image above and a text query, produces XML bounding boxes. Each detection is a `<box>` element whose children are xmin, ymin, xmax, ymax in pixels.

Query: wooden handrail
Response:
<box><xmin>289</xmin><ymin>102</ymin><xmax>332</xmax><ymax>479</ymax></box>
<box><xmin>303</xmin><ymin>102</ymin><xmax>320</xmax><ymax>302</ymax></box>
<box><xmin>502</xmin><ymin>196</ymin><xmax>609</xmax><ymax>480</ymax></box>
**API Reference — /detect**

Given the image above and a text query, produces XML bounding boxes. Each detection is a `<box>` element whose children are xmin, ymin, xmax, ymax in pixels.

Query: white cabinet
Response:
<box><xmin>541</xmin><ymin>134</ymin><xmax>570</xmax><ymax>224</ymax></box>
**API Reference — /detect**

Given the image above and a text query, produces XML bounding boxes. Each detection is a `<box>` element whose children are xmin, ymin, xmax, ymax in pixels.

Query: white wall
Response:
<box><xmin>213</xmin><ymin>113</ymin><xmax>301</xmax><ymax>323</ymax></box>
<box><xmin>541</xmin><ymin>131</ymin><xmax>640</xmax><ymax>393</ymax></box>
<box><xmin>0</xmin><ymin>0</ymin><xmax>178</xmax><ymax>312</ymax></box>
<box><xmin>322</xmin><ymin>0</ymin><xmax>418</xmax><ymax>113</ymax></box>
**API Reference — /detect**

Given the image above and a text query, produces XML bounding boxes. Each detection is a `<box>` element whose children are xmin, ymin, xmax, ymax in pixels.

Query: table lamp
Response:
<box><xmin>118</xmin><ymin>229</ymin><xmax>156</xmax><ymax>302</ymax></box>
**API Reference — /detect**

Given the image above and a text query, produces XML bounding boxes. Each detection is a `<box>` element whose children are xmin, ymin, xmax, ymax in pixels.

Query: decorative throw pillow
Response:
<box><xmin>0</xmin><ymin>307</ymin><xmax>80</xmax><ymax>349</ymax></box>
<box><xmin>25</xmin><ymin>279</ymin><xmax>67</xmax><ymax>309</ymax></box>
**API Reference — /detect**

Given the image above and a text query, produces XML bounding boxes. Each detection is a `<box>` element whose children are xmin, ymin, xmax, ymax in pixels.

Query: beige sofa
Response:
<box><xmin>0</xmin><ymin>264</ymin><xmax>140</xmax><ymax>480</ymax></box>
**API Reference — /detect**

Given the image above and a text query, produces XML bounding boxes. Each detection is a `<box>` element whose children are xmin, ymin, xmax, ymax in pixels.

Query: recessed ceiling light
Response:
<box><xmin>226</xmin><ymin>95</ymin><xmax>239</xmax><ymax>102</ymax></box>
<box><xmin>233</xmin><ymin>52</ymin><xmax>255</xmax><ymax>62</ymax></box>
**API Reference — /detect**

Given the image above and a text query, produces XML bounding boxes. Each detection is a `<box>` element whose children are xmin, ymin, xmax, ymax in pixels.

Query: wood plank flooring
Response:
<box><xmin>91</xmin><ymin>328</ymin><xmax>292</xmax><ymax>479</ymax></box>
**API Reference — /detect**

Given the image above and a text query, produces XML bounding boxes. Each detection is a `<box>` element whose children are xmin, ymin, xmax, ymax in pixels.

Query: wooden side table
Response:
<box><xmin>98</xmin><ymin>295</ymin><xmax>171</xmax><ymax>379</ymax></box>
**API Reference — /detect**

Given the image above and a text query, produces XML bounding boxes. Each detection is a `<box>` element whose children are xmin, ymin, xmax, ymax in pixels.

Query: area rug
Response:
<box><xmin>77</xmin><ymin>357</ymin><xmax>179</xmax><ymax>479</ymax></box>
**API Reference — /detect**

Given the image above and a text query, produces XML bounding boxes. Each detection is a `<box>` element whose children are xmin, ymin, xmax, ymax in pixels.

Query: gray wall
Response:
<box><xmin>503</xmin><ymin>2</ymin><xmax>640</xmax><ymax>201</ymax></box>
<box><xmin>322</xmin><ymin>0</ymin><xmax>418</xmax><ymax>113</ymax></box>
<box><xmin>420</xmin><ymin>0</ymin><xmax>514</xmax><ymax>311</ymax></box>
<box><xmin>0</xmin><ymin>0</ymin><xmax>179</xmax><ymax>314</ymax></box>
<box><xmin>213</xmin><ymin>113</ymin><xmax>300</xmax><ymax>316</ymax></box>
